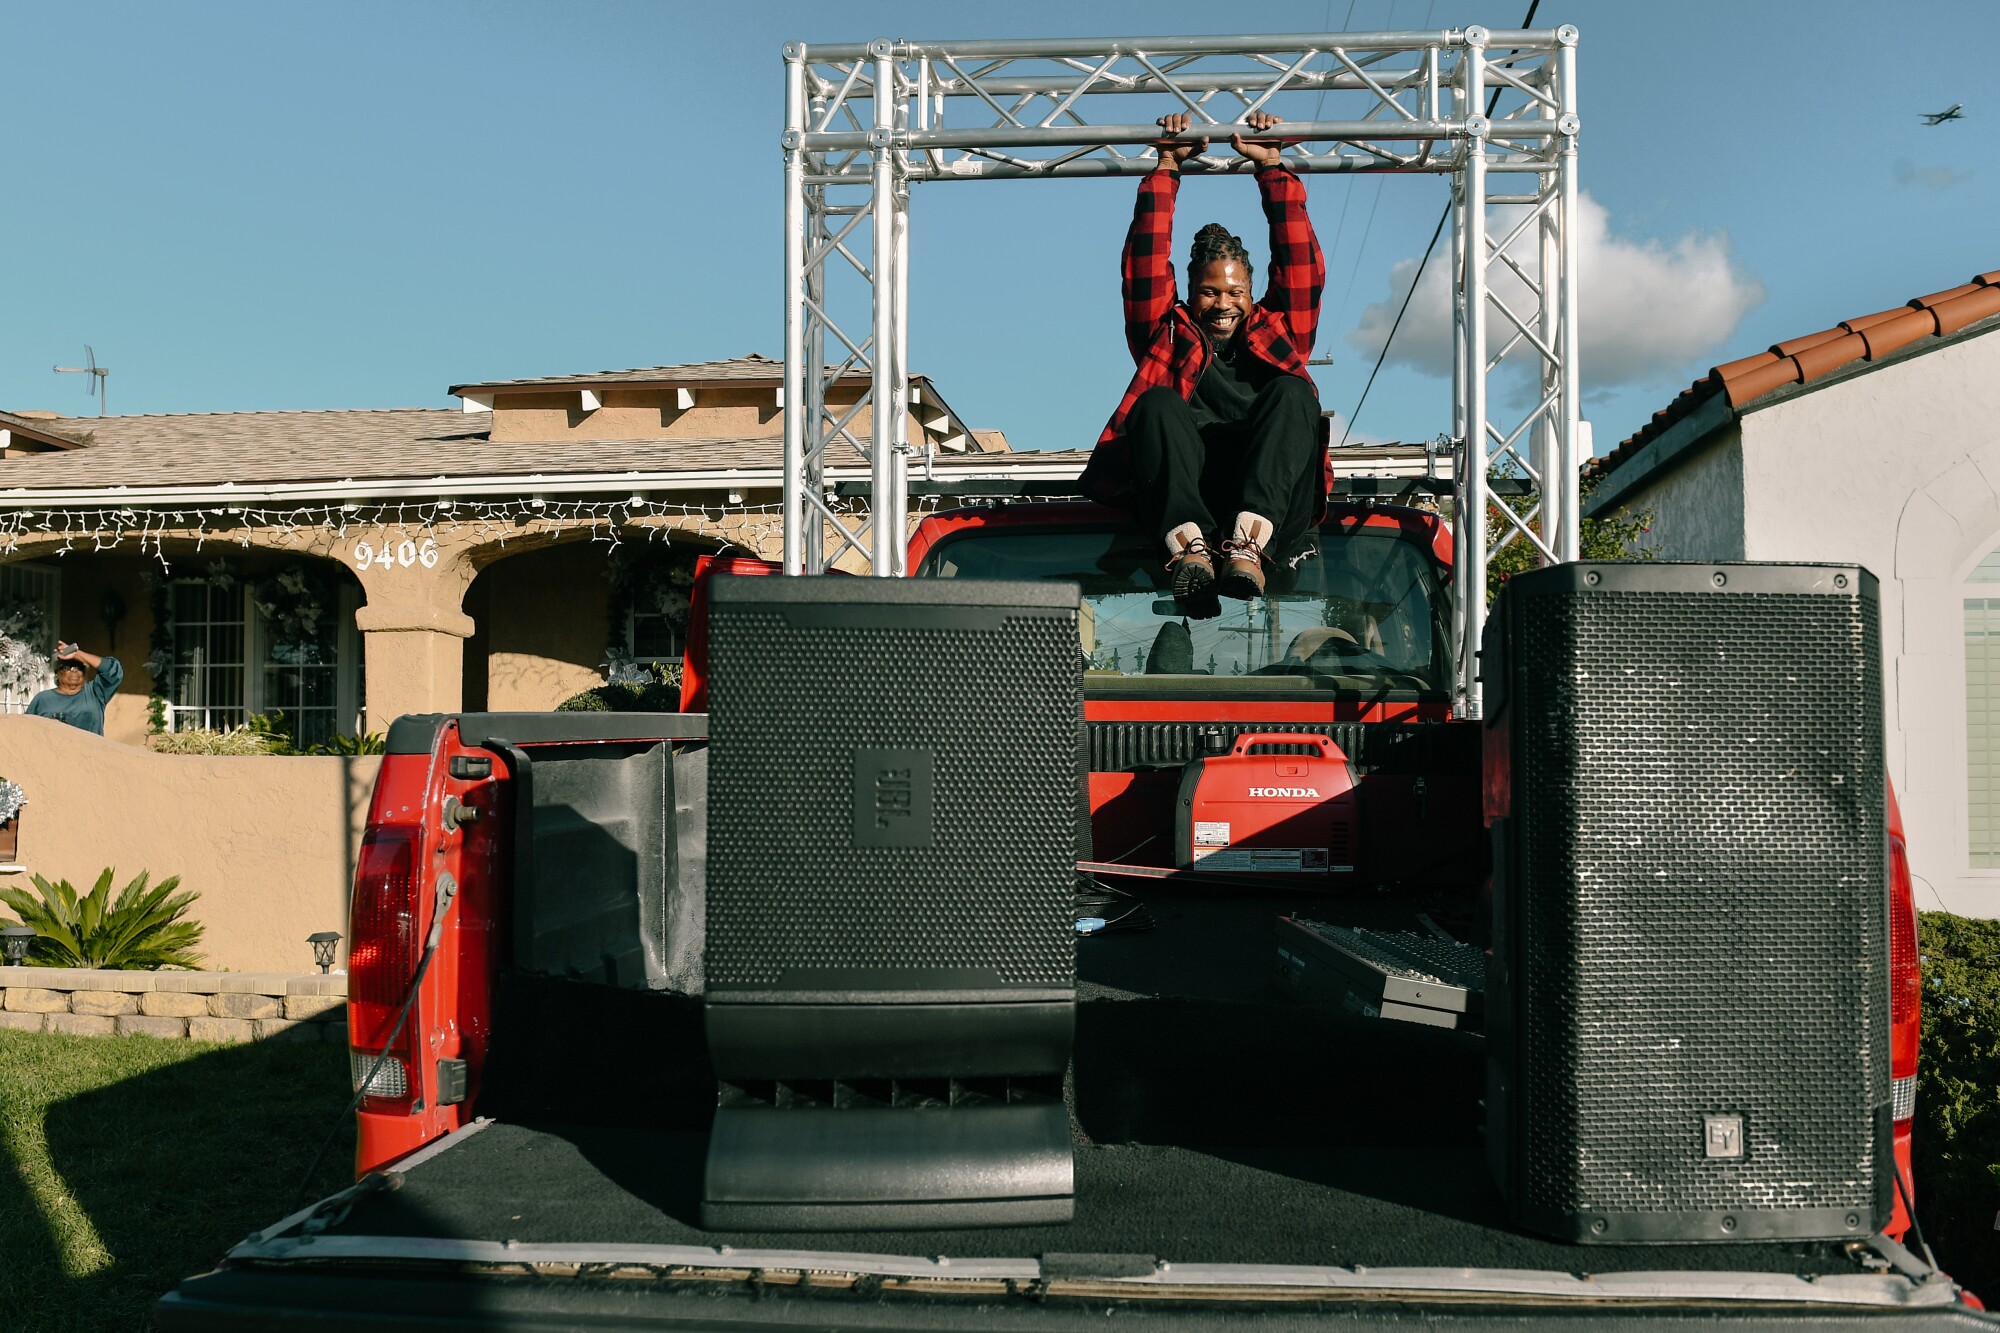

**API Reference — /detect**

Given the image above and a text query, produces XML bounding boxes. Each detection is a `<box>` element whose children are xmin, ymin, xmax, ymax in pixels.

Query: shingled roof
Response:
<box><xmin>0</xmin><ymin>410</ymin><xmax>91</xmax><ymax>451</ymax></box>
<box><xmin>0</xmin><ymin>406</ymin><xmax>1083</xmax><ymax>497</ymax></box>
<box><xmin>1589</xmin><ymin>268</ymin><xmax>2000</xmax><ymax>499</ymax></box>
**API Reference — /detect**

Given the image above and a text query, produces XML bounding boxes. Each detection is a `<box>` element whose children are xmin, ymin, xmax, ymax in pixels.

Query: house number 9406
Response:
<box><xmin>351</xmin><ymin>538</ymin><xmax>440</xmax><ymax>572</ymax></box>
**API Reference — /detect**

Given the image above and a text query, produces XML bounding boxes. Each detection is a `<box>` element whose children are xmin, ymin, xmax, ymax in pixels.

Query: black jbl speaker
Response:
<box><xmin>701</xmin><ymin>575</ymin><xmax>1085</xmax><ymax>1229</ymax></box>
<box><xmin>1483</xmin><ymin>562</ymin><xmax>1891</xmax><ymax>1244</ymax></box>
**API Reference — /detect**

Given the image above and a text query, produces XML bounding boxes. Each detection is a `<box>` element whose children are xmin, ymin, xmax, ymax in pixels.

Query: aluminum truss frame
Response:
<box><xmin>782</xmin><ymin>27</ymin><xmax>1581</xmax><ymax>714</ymax></box>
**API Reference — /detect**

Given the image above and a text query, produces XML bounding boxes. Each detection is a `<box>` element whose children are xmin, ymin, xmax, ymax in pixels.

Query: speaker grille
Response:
<box><xmin>1511</xmin><ymin>586</ymin><xmax>1887</xmax><ymax>1220</ymax></box>
<box><xmin>707</xmin><ymin>599</ymin><xmax>1079</xmax><ymax>992</ymax></box>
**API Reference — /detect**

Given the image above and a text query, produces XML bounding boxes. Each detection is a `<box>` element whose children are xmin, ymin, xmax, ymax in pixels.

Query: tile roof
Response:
<box><xmin>1590</xmin><ymin>268</ymin><xmax>2000</xmax><ymax>485</ymax></box>
<box><xmin>448</xmin><ymin>355</ymin><xmax>799</xmax><ymax>395</ymax></box>
<box><xmin>0</xmin><ymin>406</ymin><xmax>1084</xmax><ymax>496</ymax></box>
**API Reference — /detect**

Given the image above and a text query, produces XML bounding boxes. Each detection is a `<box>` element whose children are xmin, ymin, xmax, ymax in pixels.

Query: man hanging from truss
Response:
<box><xmin>1079</xmin><ymin>111</ymin><xmax>1330</xmax><ymax>619</ymax></box>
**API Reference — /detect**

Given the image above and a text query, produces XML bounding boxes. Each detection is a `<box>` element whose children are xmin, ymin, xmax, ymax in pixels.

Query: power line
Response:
<box><xmin>1338</xmin><ymin>0</ymin><xmax>1541</xmax><ymax>447</ymax></box>
<box><xmin>1336</xmin><ymin>209</ymin><xmax>1447</xmax><ymax>447</ymax></box>
<box><xmin>1328</xmin><ymin>1</ymin><xmax>1431</xmax><ymax>335</ymax></box>
<box><xmin>1312</xmin><ymin>0</ymin><xmax>1362</xmax><ymax>273</ymax></box>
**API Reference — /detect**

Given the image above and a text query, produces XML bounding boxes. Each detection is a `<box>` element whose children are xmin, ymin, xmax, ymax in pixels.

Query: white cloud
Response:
<box><xmin>1322</xmin><ymin>409</ymin><xmax>1393</xmax><ymax>448</ymax></box>
<box><xmin>1894</xmin><ymin>158</ymin><xmax>1973</xmax><ymax>192</ymax></box>
<box><xmin>1346</xmin><ymin>192</ymin><xmax>1765</xmax><ymax>393</ymax></box>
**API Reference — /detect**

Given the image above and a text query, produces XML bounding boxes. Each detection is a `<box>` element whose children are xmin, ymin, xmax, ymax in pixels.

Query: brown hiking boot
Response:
<box><xmin>1167</xmin><ymin>538</ymin><xmax>1221</xmax><ymax>620</ymax></box>
<box><xmin>1216</xmin><ymin>537</ymin><xmax>1266</xmax><ymax>600</ymax></box>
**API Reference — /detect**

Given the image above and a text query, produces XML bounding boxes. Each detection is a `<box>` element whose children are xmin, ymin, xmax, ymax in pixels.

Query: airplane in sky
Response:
<box><xmin>1922</xmin><ymin>104</ymin><xmax>1964</xmax><ymax>125</ymax></box>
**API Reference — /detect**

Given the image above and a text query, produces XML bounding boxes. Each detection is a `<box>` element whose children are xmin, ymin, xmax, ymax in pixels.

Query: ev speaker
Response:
<box><xmin>701</xmin><ymin>575</ymin><xmax>1084</xmax><ymax>1229</ymax></box>
<box><xmin>1483</xmin><ymin>562</ymin><xmax>1891</xmax><ymax>1244</ymax></box>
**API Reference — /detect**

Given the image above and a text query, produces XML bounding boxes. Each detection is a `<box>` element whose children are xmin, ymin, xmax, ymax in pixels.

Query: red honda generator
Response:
<box><xmin>1174</xmin><ymin>732</ymin><xmax>1360</xmax><ymax>881</ymax></box>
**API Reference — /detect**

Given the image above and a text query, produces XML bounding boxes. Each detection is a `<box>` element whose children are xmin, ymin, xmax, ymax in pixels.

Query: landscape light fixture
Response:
<box><xmin>308</xmin><ymin>931</ymin><xmax>341</xmax><ymax>974</ymax></box>
<box><xmin>3</xmin><ymin>926</ymin><xmax>38</xmax><ymax>966</ymax></box>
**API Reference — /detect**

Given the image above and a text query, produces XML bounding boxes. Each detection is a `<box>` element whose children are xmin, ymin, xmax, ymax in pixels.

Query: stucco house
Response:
<box><xmin>0</xmin><ymin>356</ymin><xmax>1086</xmax><ymax>748</ymax></box>
<box><xmin>1583</xmin><ymin>267</ymin><xmax>2000</xmax><ymax>916</ymax></box>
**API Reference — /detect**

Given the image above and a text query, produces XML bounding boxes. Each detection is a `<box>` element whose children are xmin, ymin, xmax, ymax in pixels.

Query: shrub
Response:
<box><xmin>244</xmin><ymin>711</ymin><xmax>297</xmax><ymax>754</ymax></box>
<box><xmin>142</xmin><ymin>717</ymin><xmax>382</xmax><ymax>756</ymax></box>
<box><xmin>558</xmin><ymin>663</ymin><xmax>683</xmax><ymax>713</ymax></box>
<box><xmin>146</xmin><ymin>727</ymin><xmax>280</xmax><ymax>756</ymax></box>
<box><xmin>307</xmin><ymin>731</ymin><xmax>386</xmax><ymax>756</ymax></box>
<box><xmin>1913</xmin><ymin>911</ymin><xmax>2000</xmax><ymax>1296</ymax></box>
<box><xmin>1484</xmin><ymin>475</ymin><xmax>1656</xmax><ymax>607</ymax></box>
<box><xmin>0</xmin><ymin>869</ymin><xmax>205</xmax><ymax>970</ymax></box>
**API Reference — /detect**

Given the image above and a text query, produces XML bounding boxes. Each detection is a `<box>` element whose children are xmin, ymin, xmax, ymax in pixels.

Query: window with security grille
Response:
<box><xmin>162</xmin><ymin>575</ymin><xmax>361</xmax><ymax>745</ymax></box>
<box><xmin>626</xmin><ymin>605</ymin><xmax>682</xmax><ymax>665</ymax></box>
<box><xmin>262</xmin><ymin>654</ymin><xmax>341</xmax><ymax>749</ymax></box>
<box><xmin>1965</xmin><ymin>547</ymin><xmax>2000</xmax><ymax>867</ymax></box>
<box><xmin>167</xmin><ymin>580</ymin><xmax>248</xmax><ymax>733</ymax></box>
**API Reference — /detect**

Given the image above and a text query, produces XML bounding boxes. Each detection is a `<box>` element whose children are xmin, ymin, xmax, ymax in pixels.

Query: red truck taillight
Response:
<box><xmin>349</xmin><ymin>824</ymin><xmax>420</xmax><ymax>1113</ymax></box>
<box><xmin>1890</xmin><ymin>828</ymin><xmax>1921</xmax><ymax>1116</ymax></box>
<box><xmin>1886</xmin><ymin>791</ymin><xmax>1921</xmax><ymax>1239</ymax></box>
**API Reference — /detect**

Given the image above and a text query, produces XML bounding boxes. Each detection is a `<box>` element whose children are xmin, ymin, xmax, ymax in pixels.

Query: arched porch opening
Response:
<box><xmin>461</xmin><ymin>532</ymin><xmax>719</xmax><ymax>713</ymax></box>
<box><xmin>2</xmin><ymin>542</ymin><xmax>364</xmax><ymax>748</ymax></box>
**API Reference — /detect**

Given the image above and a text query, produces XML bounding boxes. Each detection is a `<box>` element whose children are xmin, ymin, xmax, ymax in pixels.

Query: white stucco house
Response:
<box><xmin>1584</xmin><ymin>267</ymin><xmax>2000</xmax><ymax>916</ymax></box>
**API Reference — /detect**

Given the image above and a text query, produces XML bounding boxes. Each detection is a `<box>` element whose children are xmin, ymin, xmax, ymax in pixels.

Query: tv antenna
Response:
<box><xmin>53</xmin><ymin>345</ymin><xmax>109</xmax><ymax>416</ymax></box>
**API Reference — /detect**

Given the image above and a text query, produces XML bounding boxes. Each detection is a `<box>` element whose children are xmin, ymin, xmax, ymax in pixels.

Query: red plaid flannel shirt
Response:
<box><xmin>1078</xmin><ymin>164</ymin><xmax>1331</xmax><ymax>513</ymax></box>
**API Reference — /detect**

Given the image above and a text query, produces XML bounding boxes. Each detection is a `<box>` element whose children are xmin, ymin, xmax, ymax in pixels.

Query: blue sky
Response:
<box><xmin>2</xmin><ymin>1</ymin><xmax>1991</xmax><ymax>458</ymax></box>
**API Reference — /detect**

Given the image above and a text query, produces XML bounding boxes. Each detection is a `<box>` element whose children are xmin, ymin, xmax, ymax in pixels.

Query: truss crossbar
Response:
<box><xmin>782</xmin><ymin>27</ymin><xmax>1582</xmax><ymax>717</ymax></box>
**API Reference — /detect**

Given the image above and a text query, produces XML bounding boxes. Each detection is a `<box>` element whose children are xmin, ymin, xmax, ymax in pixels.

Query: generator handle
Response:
<box><xmin>1230</xmin><ymin>732</ymin><xmax>1342</xmax><ymax>759</ymax></box>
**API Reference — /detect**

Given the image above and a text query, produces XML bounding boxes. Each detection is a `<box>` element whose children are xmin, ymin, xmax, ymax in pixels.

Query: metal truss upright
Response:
<box><xmin>782</xmin><ymin>28</ymin><xmax>1582</xmax><ymax>714</ymax></box>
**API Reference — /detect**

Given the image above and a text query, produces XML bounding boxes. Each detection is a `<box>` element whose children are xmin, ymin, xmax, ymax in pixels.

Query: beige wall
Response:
<box><xmin>476</xmin><ymin>543</ymin><xmax>612</xmax><ymax>712</ymax></box>
<box><xmin>484</xmin><ymin>384</ymin><xmax>905</xmax><ymax>445</ymax></box>
<box><xmin>0</xmin><ymin>713</ymin><xmax>377</xmax><ymax>972</ymax></box>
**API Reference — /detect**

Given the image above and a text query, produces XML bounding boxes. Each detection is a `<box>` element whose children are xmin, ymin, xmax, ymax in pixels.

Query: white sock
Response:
<box><xmin>1232</xmin><ymin>512</ymin><xmax>1274</xmax><ymax>547</ymax></box>
<box><xmin>1165</xmin><ymin>521</ymin><xmax>1206</xmax><ymax>560</ymax></box>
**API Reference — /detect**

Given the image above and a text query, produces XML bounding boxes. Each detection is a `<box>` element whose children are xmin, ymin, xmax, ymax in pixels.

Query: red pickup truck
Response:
<box><xmin>156</xmin><ymin>497</ymin><xmax>1976</xmax><ymax>1331</ymax></box>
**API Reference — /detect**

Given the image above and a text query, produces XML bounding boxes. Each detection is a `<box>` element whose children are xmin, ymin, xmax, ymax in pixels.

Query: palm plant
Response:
<box><xmin>0</xmin><ymin>869</ymin><xmax>205</xmax><ymax>970</ymax></box>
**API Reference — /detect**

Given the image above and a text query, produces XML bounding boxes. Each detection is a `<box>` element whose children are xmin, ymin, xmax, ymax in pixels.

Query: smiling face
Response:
<box><xmin>54</xmin><ymin>662</ymin><xmax>84</xmax><ymax>695</ymax></box>
<box><xmin>1187</xmin><ymin>259</ymin><xmax>1252</xmax><ymax>343</ymax></box>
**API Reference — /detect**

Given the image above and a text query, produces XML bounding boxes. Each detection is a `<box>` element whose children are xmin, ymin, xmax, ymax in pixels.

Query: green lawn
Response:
<box><xmin>0</xmin><ymin>1030</ymin><xmax>353</xmax><ymax>1333</ymax></box>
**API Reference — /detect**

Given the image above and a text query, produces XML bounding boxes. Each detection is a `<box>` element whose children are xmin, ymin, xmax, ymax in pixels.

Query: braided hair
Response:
<box><xmin>1188</xmin><ymin>223</ymin><xmax>1252</xmax><ymax>283</ymax></box>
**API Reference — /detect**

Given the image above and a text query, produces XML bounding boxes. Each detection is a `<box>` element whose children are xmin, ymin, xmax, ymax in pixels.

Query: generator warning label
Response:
<box><xmin>1194</xmin><ymin>821</ymin><xmax>1231</xmax><ymax>846</ymax></box>
<box><xmin>1191</xmin><ymin>847</ymin><xmax>1343</xmax><ymax>874</ymax></box>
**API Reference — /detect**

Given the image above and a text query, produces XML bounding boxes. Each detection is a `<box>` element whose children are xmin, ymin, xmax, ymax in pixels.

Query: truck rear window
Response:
<box><xmin>915</xmin><ymin>523</ymin><xmax>1451</xmax><ymax>695</ymax></box>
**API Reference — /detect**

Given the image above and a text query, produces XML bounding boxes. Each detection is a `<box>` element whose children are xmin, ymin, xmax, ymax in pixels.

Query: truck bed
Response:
<box><xmin>317</xmin><ymin>893</ymin><xmax>1852</xmax><ymax>1275</ymax></box>
<box><xmin>162</xmin><ymin>892</ymin><xmax>1985</xmax><ymax>1331</ymax></box>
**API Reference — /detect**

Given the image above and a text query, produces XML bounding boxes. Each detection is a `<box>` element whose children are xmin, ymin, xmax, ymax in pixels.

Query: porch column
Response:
<box><xmin>356</xmin><ymin>602</ymin><xmax>475</xmax><ymax>734</ymax></box>
<box><xmin>354</xmin><ymin>552</ymin><xmax>478</xmax><ymax>734</ymax></box>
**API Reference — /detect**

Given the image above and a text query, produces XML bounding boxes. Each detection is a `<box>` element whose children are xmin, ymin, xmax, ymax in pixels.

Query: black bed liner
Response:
<box><xmin>316</xmin><ymin>1120</ymin><xmax>1873</xmax><ymax>1278</ymax></box>
<box><xmin>163</xmin><ymin>893</ymin><xmax>1981</xmax><ymax>1326</ymax></box>
<box><xmin>316</xmin><ymin>895</ymin><xmax>1895</xmax><ymax>1277</ymax></box>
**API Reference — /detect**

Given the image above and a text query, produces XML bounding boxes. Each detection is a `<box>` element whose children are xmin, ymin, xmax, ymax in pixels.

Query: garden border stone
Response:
<box><xmin>0</xmin><ymin>967</ymin><xmax>345</xmax><ymax>1043</ymax></box>
<box><xmin>47</xmin><ymin>1013</ymin><xmax>115</xmax><ymax>1036</ymax></box>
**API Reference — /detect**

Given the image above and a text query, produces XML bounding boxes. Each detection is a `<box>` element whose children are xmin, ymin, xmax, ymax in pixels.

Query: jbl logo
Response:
<box><xmin>1703</xmin><ymin>1114</ymin><xmax>1744</xmax><ymax>1159</ymax></box>
<box><xmin>853</xmin><ymin>748</ymin><xmax>933</xmax><ymax>848</ymax></box>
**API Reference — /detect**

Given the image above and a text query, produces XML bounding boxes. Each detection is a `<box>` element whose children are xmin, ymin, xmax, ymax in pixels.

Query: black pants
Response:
<box><xmin>1123</xmin><ymin>377</ymin><xmax>1322</xmax><ymax>556</ymax></box>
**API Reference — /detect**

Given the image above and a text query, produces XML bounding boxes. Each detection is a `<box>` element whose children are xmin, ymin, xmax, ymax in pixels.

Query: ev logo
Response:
<box><xmin>1703</xmin><ymin>1114</ymin><xmax>1744</xmax><ymax>1159</ymax></box>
